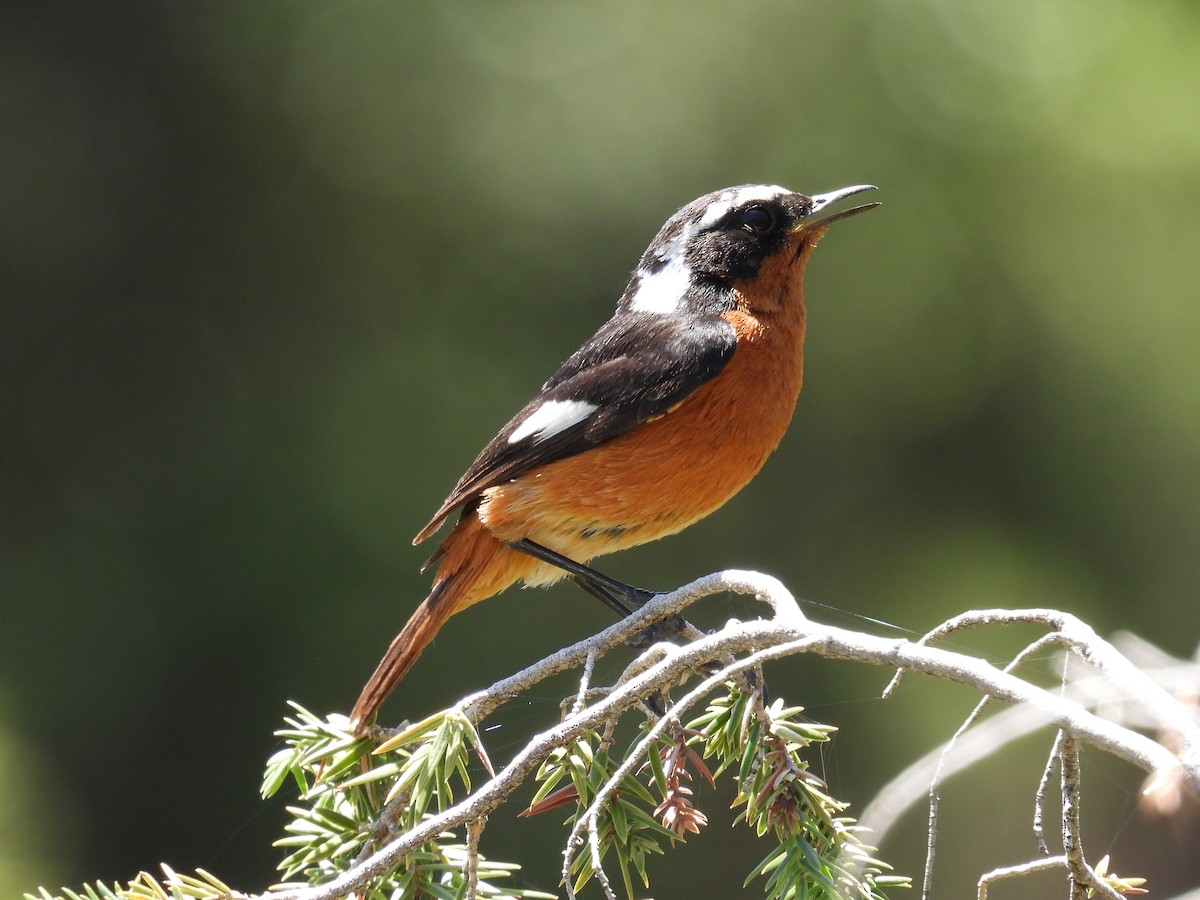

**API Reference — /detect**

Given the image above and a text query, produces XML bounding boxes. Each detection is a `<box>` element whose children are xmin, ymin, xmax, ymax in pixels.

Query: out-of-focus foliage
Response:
<box><xmin>3</xmin><ymin>0</ymin><xmax>1198</xmax><ymax>897</ymax></box>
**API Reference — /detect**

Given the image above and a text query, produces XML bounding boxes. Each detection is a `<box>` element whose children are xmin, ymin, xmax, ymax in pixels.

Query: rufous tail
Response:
<box><xmin>349</xmin><ymin>574</ymin><xmax>463</xmax><ymax>728</ymax></box>
<box><xmin>349</xmin><ymin>513</ymin><xmax>535</xmax><ymax>729</ymax></box>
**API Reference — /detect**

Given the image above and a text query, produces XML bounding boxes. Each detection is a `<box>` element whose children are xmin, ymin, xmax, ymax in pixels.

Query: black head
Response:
<box><xmin>618</xmin><ymin>184</ymin><xmax>877</xmax><ymax>316</ymax></box>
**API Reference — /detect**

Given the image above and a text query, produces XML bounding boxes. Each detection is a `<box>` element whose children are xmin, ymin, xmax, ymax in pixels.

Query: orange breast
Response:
<box><xmin>476</xmin><ymin>273</ymin><xmax>808</xmax><ymax>581</ymax></box>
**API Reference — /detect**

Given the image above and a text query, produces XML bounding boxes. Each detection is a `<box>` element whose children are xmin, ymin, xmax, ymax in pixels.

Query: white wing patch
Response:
<box><xmin>508</xmin><ymin>398</ymin><xmax>599</xmax><ymax>445</ymax></box>
<box><xmin>628</xmin><ymin>256</ymin><xmax>692</xmax><ymax>314</ymax></box>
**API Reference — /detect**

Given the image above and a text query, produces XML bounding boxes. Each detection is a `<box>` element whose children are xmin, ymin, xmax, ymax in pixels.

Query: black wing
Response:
<box><xmin>414</xmin><ymin>311</ymin><xmax>737</xmax><ymax>543</ymax></box>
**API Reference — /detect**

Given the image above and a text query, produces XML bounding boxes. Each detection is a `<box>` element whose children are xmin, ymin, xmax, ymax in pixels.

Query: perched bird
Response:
<box><xmin>351</xmin><ymin>183</ymin><xmax>878</xmax><ymax>727</ymax></box>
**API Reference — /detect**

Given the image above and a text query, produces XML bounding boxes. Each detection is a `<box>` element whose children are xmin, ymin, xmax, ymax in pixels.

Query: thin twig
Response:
<box><xmin>885</xmin><ymin>609</ymin><xmax>1200</xmax><ymax>784</ymax></box>
<box><xmin>1061</xmin><ymin>734</ymin><xmax>1087</xmax><ymax>900</ymax></box>
<box><xmin>463</xmin><ymin>815</ymin><xmax>485</xmax><ymax>900</ymax></box>
<box><xmin>1059</xmin><ymin>735</ymin><xmax>1123</xmax><ymax>900</ymax></box>
<box><xmin>583</xmin><ymin>809</ymin><xmax>617</xmax><ymax>900</ymax></box>
<box><xmin>978</xmin><ymin>855</ymin><xmax>1068</xmax><ymax>899</ymax></box>
<box><xmin>921</xmin><ymin>782</ymin><xmax>938</xmax><ymax>900</ymax></box>
<box><xmin>570</xmin><ymin>648</ymin><xmax>597</xmax><ymax>718</ymax></box>
<box><xmin>460</xmin><ymin>569</ymin><xmax>799</xmax><ymax>724</ymax></box>
<box><xmin>919</xmin><ymin>629</ymin><xmax>1070</xmax><ymax>898</ymax></box>
<box><xmin>860</xmin><ymin>654</ymin><xmax>1198</xmax><ymax>847</ymax></box>
<box><xmin>562</xmin><ymin>636</ymin><xmax>819</xmax><ymax>891</ymax></box>
<box><xmin>257</xmin><ymin>573</ymin><xmax>1197</xmax><ymax>900</ymax></box>
<box><xmin>1034</xmin><ymin>730</ymin><xmax>1063</xmax><ymax>855</ymax></box>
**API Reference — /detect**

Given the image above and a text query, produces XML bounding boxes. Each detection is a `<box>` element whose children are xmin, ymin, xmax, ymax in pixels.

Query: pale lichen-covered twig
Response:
<box><xmin>257</xmin><ymin>572</ymin><xmax>1197</xmax><ymax>900</ymax></box>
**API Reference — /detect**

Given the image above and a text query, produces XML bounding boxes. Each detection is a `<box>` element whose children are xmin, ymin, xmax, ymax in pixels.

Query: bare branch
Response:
<box><xmin>918</xmin><ymin>628</ymin><xmax>1076</xmax><ymax>898</ymax></box>
<box><xmin>1060</xmin><ymin>735</ymin><xmax>1125</xmax><ymax>900</ymax></box>
<box><xmin>885</xmin><ymin>608</ymin><xmax>1200</xmax><ymax>782</ymax></box>
<box><xmin>1034</xmin><ymin>730</ymin><xmax>1063</xmax><ymax>855</ymax></box>
<box><xmin>861</xmin><ymin>652</ymin><xmax>1199</xmax><ymax>847</ymax></box>
<box><xmin>254</xmin><ymin>570</ymin><xmax>1197</xmax><ymax>900</ymax></box>
<box><xmin>979</xmin><ymin>856</ymin><xmax>1069</xmax><ymax>899</ymax></box>
<box><xmin>463</xmin><ymin>816</ymin><xmax>485</xmax><ymax>900</ymax></box>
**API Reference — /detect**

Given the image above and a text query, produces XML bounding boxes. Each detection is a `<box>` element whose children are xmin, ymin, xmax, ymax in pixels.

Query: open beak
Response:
<box><xmin>792</xmin><ymin>184</ymin><xmax>880</xmax><ymax>233</ymax></box>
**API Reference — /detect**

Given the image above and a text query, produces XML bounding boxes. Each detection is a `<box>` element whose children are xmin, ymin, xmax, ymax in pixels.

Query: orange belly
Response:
<box><xmin>476</xmin><ymin>302</ymin><xmax>806</xmax><ymax>585</ymax></box>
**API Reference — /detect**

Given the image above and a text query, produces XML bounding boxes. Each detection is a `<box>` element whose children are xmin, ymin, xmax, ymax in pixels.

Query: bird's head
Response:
<box><xmin>620</xmin><ymin>183</ymin><xmax>879</xmax><ymax>317</ymax></box>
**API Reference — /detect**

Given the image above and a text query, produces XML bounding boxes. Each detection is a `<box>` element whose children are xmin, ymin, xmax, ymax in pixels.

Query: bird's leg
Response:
<box><xmin>506</xmin><ymin>538</ymin><xmax>651</xmax><ymax>614</ymax></box>
<box><xmin>506</xmin><ymin>538</ymin><xmax>687</xmax><ymax>647</ymax></box>
<box><xmin>508</xmin><ymin>539</ymin><xmax>752</xmax><ymax>712</ymax></box>
<box><xmin>568</xmin><ymin>574</ymin><xmax>635</xmax><ymax>617</ymax></box>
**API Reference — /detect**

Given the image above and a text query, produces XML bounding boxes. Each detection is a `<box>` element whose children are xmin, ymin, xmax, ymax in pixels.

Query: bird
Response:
<box><xmin>350</xmin><ymin>182</ymin><xmax>879</xmax><ymax>728</ymax></box>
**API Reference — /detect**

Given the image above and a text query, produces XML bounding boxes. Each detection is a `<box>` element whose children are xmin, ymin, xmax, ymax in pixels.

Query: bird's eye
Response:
<box><xmin>739</xmin><ymin>205</ymin><xmax>777</xmax><ymax>235</ymax></box>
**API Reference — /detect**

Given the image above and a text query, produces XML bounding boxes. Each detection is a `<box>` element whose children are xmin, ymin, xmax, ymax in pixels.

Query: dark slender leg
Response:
<box><xmin>509</xmin><ymin>538</ymin><xmax>753</xmax><ymax>713</ymax></box>
<box><xmin>569</xmin><ymin>574</ymin><xmax>633</xmax><ymax>617</ymax></box>
<box><xmin>508</xmin><ymin>540</ymin><xmax>763</xmax><ymax>706</ymax></box>
<box><xmin>507</xmin><ymin>538</ymin><xmax>656</xmax><ymax>616</ymax></box>
<box><xmin>506</xmin><ymin>538</ymin><xmax>690</xmax><ymax>648</ymax></box>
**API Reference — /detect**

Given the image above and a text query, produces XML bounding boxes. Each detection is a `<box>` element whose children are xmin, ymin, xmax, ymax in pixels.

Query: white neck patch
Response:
<box><xmin>626</xmin><ymin>185</ymin><xmax>791</xmax><ymax>315</ymax></box>
<box><xmin>627</xmin><ymin>255</ymin><xmax>693</xmax><ymax>314</ymax></box>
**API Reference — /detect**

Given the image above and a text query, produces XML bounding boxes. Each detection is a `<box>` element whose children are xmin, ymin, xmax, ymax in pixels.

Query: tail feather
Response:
<box><xmin>350</xmin><ymin>575</ymin><xmax>462</xmax><ymax>728</ymax></box>
<box><xmin>350</xmin><ymin>513</ymin><xmax>537</xmax><ymax>729</ymax></box>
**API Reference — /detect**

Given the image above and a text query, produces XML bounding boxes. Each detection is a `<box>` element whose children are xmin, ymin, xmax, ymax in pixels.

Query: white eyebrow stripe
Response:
<box><xmin>508</xmin><ymin>398</ymin><xmax>599</xmax><ymax>445</ymax></box>
<box><xmin>628</xmin><ymin>256</ymin><xmax>692</xmax><ymax>314</ymax></box>
<box><xmin>697</xmin><ymin>184</ymin><xmax>790</xmax><ymax>229</ymax></box>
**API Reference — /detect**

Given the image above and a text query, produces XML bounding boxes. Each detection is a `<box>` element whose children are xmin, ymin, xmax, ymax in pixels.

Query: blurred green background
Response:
<box><xmin>4</xmin><ymin>0</ymin><xmax>1199</xmax><ymax>897</ymax></box>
